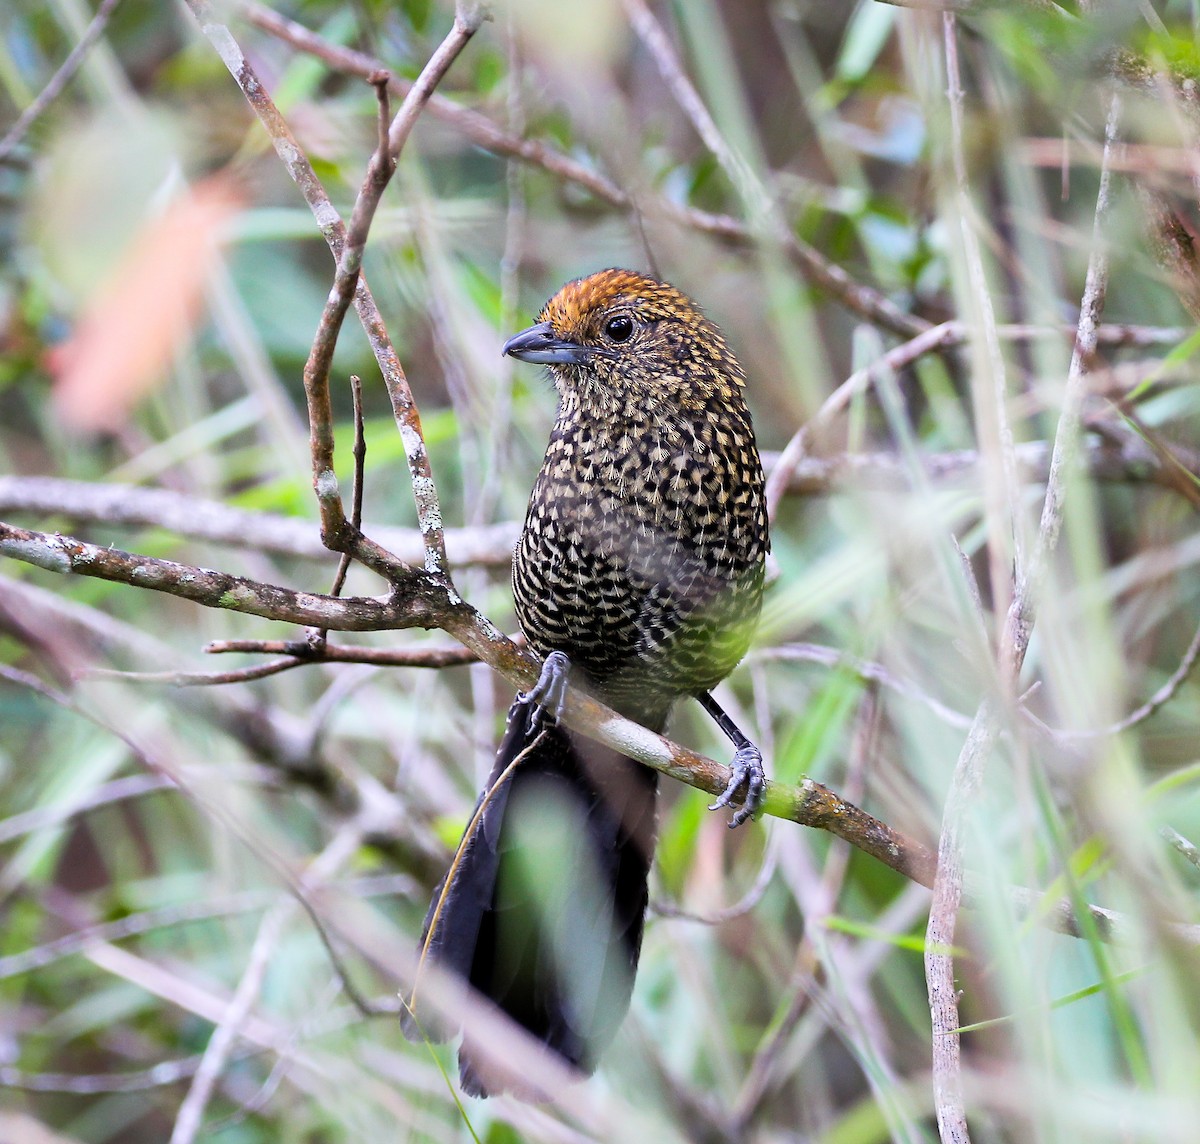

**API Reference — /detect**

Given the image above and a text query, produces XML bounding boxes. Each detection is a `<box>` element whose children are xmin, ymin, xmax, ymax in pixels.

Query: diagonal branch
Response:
<box><xmin>7</xmin><ymin>517</ymin><xmax>1192</xmax><ymax>951</ymax></box>
<box><xmin>0</xmin><ymin>515</ymin><xmax>929</xmax><ymax>884</ymax></box>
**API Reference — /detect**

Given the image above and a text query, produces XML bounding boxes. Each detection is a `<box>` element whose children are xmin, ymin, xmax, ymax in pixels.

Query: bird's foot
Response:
<box><xmin>519</xmin><ymin>650</ymin><xmax>571</xmax><ymax>726</ymax></box>
<box><xmin>709</xmin><ymin>742</ymin><xmax>766</xmax><ymax>829</ymax></box>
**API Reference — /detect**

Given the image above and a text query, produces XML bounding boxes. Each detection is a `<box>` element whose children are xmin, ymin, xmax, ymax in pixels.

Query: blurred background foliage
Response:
<box><xmin>2</xmin><ymin>0</ymin><xmax>1200</xmax><ymax>1141</ymax></box>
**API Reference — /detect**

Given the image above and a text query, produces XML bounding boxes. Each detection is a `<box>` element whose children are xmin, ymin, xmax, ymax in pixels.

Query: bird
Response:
<box><xmin>406</xmin><ymin>268</ymin><xmax>769</xmax><ymax>1097</ymax></box>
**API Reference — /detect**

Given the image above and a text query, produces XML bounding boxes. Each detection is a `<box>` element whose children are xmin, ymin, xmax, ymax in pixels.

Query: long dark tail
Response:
<box><xmin>408</xmin><ymin>699</ymin><xmax>658</xmax><ymax>1097</ymax></box>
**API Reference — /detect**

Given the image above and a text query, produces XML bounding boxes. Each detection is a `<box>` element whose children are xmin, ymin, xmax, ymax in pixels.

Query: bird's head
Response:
<box><xmin>502</xmin><ymin>269</ymin><xmax>746</xmax><ymax>417</ymax></box>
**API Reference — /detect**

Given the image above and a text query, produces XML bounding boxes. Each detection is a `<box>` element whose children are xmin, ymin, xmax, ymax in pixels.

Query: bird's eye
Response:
<box><xmin>603</xmin><ymin>315</ymin><xmax>634</xmax><ymax>343</ymax></box>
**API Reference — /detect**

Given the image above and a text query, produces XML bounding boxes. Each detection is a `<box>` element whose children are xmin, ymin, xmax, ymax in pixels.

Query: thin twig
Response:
<box><xmin>205</xmin><ymin>638</ymin><xmax>482</xmax><ymax>667</ymax></box>
<box><xmin>652</xmin><ymin>828</ymin><xmax>780</xmax><ymax>923</ymax></box>
<box><xmin>0</xmin><ymin>766</ymin><xmax>173</xmax><ymax>847</ymax></box>
<box><xmin>348</xmin><ymin>378</ymin><xmax>367</xmax><ymax>534</ymax></box>
<box><xmin>757</xmin><ymin>642</ymin><xmax>973</xmax><ymax>730</ymax></box>
<box><xmin>84</xmin><ymin>658</ymin><xmax>307</xmax><ymax>686</ymax></box>
<box><xmin>0</xmin><ymin>875</ymin><xmax>413</xmax><ymax>981</ymax></box>
<box><xmin>170</xmin><ymin>827</ymin><xmax>361</xmax><ymax>1144</ymax></box>
<box><xmin>325</xmin><ymin>378</ymin><xmax>368</xmax><ymax>605</ymax></box>
<box><xmin>0</xmin><ymin>0</ymin><xmax>125</xmax><ymax>161</ymax></box>
<box><xmin>313</xmin><ymin>373</ymin><xmax>369</xmax><ymax>652</ymax></box>
<box><xmin>1050</xmin><ymin>615</ymin><xmax>1200</xmax><ymax>740</ymax></box>
<box><xmin>0</xmin><ymin>1056</ymin><xmax>241</xmax><ymax>1096</ymax></box>
<box><xmin>1104</xmin><ymin>403</ymin><xmax>1200</xmax><ymax>509</ymax></box>
<box><xmin>765</xmin><ymin>320</ymin><xmax>962</xmax><ymax>518</ymax></box>
<box><xmin>925</xmin><ymin>18</ymin><xmax>1018</xmax><ymax>1142</ymax></box>
<box><xmin>1003</xmin><ymin>96</ymin><xmax>1121</xmax><ymax>669</ymax></box>
<box><xmin>927</xmin><ymin>704</ymin><xmax>1001</xmax><ymax>1144</ymax></box>
<box><xmin>5</xmin><ymin>891</ymin><xmax>276</xmax><ymax>982</ymax></box>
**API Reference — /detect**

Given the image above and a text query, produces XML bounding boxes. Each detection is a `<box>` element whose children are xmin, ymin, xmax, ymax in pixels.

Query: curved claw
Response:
<box><xmin>709</xmin><ymin>742</ymin><xmax>765</xmax><ymax>829</ymax></box>
<box><xmin>518</xmin><ymin>650</ymin><xmax>571</xmax><ymax>726</ymax></box>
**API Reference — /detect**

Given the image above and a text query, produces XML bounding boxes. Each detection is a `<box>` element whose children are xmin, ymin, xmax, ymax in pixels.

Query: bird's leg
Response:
<box><xmin>519</xmin><ymin>649</ymin><xmax>571</xmax><ymax>726</ymax></box>
<box><xmin>697</xmin><ymin>691</ymin><xmax>766</xmax><ymax>829</ymax></box>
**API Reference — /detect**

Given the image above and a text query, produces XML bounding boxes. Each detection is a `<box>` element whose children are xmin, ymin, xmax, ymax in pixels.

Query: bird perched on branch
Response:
<box><xmin>408</xmin><ymin>268</ymin><xmax>769</xmax><ymax>1097</ymax></box>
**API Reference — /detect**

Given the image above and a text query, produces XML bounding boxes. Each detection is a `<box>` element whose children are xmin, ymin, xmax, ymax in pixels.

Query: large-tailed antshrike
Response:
<box><xmin>408</xmin><ymin>269</ymin><xmax>769</xmax><ymax>1097</ymax></box>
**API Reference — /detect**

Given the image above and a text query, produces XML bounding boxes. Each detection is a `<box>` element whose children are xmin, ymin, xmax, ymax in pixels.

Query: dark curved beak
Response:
<box><xmin>502</xmin><ymin>321</ymin><xmax>593</xmax><ymax>365</ymax></box>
